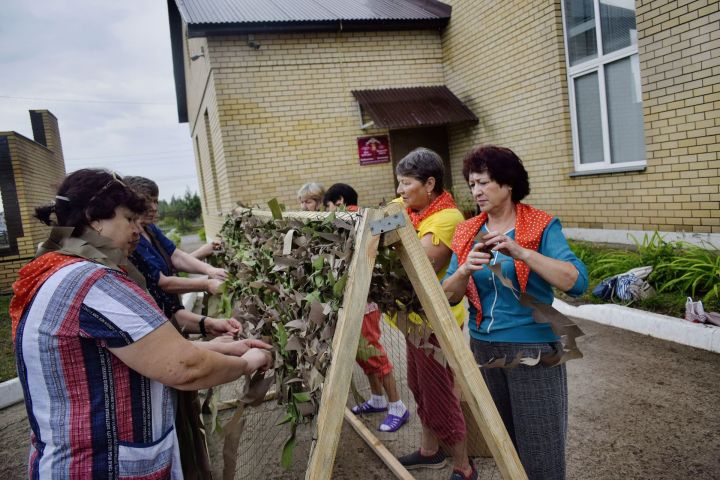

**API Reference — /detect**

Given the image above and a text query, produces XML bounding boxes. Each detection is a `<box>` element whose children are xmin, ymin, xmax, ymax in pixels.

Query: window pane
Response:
<box><xmin>605</xmin><ymin>56</ymin><xmax>645</xmax><ymax>163</ymax></box>
<box><xmin>564</xmin><ymin>0</ymin><xmax>597</xmax><ymax>66</ymax></box>
<box><xmin>575</xmin><ymin>72</ymin><xmax>604</xmax><ymax>164</ymax></box>
<box><xmin>600</xmin><ymin>0</ymin><xmax>637</xmax><ymax>54</ymax></box>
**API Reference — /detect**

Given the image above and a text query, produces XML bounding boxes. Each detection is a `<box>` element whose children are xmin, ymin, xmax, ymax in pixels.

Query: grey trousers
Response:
<box><xmin>470</xmin><ymin>340</ymin><xmax>568</xmax><ymax>480</ymax></box>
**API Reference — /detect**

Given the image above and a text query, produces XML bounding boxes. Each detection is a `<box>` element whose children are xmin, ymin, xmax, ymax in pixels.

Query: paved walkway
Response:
<box><xmin>179</xmin><ymin>233</ymin><xmax>204</xmax><ymax>254</ymax></box>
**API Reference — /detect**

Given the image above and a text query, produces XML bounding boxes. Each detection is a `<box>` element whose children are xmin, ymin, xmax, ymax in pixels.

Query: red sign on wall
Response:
<box><xmin>357</xmin><ymin>135</ymin><xmax>390</xmax><ymax>166</ymax></box>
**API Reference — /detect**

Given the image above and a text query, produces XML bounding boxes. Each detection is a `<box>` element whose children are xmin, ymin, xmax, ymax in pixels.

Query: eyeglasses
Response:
<box><xmin>88</xmin><ymin>171</ymin><xmax>127</xmax><ymax>204</ymax></box>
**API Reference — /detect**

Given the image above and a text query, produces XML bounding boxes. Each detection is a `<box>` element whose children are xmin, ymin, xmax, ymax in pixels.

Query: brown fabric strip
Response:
<box><xmin>480</xmin><ymin>263</ymin><xmax>584</xmax><ymax>368</ymax></box>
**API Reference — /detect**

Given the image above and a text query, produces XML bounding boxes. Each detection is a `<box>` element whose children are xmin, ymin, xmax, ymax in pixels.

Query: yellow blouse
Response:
<box><xmin>385</xmin><ymin>200</ymin><xmax>467</xmax><ymax>328</ymax></box>
<box><xmin>416</xmin><ymin>207</ymin><xmax>467</xmax><ymax>327</ymax></box>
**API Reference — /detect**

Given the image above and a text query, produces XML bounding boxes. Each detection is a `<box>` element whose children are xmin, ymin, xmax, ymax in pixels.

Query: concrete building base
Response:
<box><xmin>563</xmin><ymin>227</ymin><xmax>720</xmax><ymax>249</ymax></box>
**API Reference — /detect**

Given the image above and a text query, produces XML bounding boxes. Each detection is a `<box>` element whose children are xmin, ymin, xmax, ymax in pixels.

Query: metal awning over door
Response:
<box><xmin>351</xmin><ymin>85</ymin><xmax>477</xmax><ymax>129</ymax></box>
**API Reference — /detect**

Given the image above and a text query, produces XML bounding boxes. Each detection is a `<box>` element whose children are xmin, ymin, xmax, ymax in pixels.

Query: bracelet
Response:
<box><xmin>199</xmin><ymin>316</ymin><xmax>208</xmax><ymax>337</ymax></box>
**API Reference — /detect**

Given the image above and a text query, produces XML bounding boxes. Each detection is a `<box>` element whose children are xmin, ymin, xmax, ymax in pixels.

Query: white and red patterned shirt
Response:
<box><xmin>15</xmin><ymin>259</ymin><xmax>182</xmax><ymax>479</ymax></box>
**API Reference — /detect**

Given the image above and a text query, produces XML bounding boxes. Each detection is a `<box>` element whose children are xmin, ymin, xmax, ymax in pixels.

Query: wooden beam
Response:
<box><xmin>380</xmin><ymin>230</ymin><xmax>400</xmax><ymax>247</ymax></box>
<box><xmin>305</xmin><ymin>208</ymin><xmax>385</xmax><ymax>480</ymax></box>
<box><xmin>232</xmin><ymin>207</ymin><xmax>356</xmax><ymax>223</ymax></box>
<box><xmin>343</xmin><ymin>409</ymin><xmax>414</xmax><ymax>480</ymax></box>
<box><xmin>384</xmin><ymin>203</ymin><xmax>527</xmax><ymax>480</ymax></box>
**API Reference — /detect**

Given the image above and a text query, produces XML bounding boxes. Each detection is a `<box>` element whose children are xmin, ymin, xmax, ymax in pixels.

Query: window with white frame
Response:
<box><xmin>562</xmin><ymin>0</ymin><xmax>646</xmax><ymax>172</ymax></box>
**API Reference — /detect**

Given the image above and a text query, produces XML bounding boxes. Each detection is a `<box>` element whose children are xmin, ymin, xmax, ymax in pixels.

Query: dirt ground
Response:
<box><xmin>2</xmin><ymin>318</ymin><xmax>719</xmax><ymax>479</ymax></box>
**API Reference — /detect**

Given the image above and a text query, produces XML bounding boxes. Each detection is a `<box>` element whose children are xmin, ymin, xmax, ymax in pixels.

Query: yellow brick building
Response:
<box><xmin>168</xmin><ymin>0</ymin><xmax>719</xmax><ymax>242</ymax></box>
<box><xmin>0</xmin><ymin>110</ymin><xmax>67</xmax><ymax>292</ymax></box>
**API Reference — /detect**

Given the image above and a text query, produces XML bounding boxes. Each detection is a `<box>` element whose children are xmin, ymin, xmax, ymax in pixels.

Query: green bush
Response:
<box><xmin>154</xmin><ymin>189</ymin><xmax>203</xmax><ymax>235</ymax></box>
<box><xmin>588</xmin><ymin>232</ymin><xmax>678</xmax><ymax>282</ymax></box>
<box><xmin>635</xmin><ymin>232</ymin><xmax>681</xmax><ymax>285</ymax></box>
<box><xmin>656</xmin><ymin>242</ymin><xmax>720</xmax><ymax>303</ymax></box>
<box><xmin>568</xmin><ymin>240</ymin><xmax>609</xmax><ymax>279</ymax></box>
<box><xmin>198</xmin><ymin>227</ymin><xmax>206</xmax><ymax>243</ymax></box>
<box><xmin>587</xmin><ymin>248</ymin><xmax>642</xmax><ymax>281</ymax></box>
<box><xmin>569</xmin><ymin>233</ymin><xmax>720</xmax><ymax>316</ymax></box>
<box><xmin>167</xmin><ymin>230</ymin><xmax>182</xmax><ymax>247</ymax></box>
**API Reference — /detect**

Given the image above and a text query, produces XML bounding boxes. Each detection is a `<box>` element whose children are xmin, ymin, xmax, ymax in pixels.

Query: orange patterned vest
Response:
<box><xmin>451</xmin><ymin>203</ymin><xmax>553</xmax><ymax>328</ymax></box>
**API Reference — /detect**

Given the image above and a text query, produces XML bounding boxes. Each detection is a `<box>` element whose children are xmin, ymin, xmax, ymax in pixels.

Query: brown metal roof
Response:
<box><xmin>352</xmin><ymin>86</ymin><xmax>477</xmax><ymax>129</ymax></box>
<box><xmin>174</xmin><ymin>0</ymin><xmax>450</xmax><ymax>25</ymax></box>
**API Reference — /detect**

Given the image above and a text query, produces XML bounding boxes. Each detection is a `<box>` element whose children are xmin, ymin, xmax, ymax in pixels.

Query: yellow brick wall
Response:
<box><xmin>11</xmin><ymin>136</ymin><xmax>66</xmax><ymax>247</ymax></box>
<box><xmin>0</xmin><ymin>258</ymin><xmax>30</xmax><ymax>293</ymax></box>
<box><xmin>191</xmin><ymin>73</ymin><xmax>226</xmax><ymax>237</ymax></box>
<box><xmin>636</xmin><ymin>0</ymin><xmax>720</xmax><ymax>232</ymax></box>
<box><xmin>441</xmin><ymin>0</ymin><xmax>582</xmax><ymax>223</ymax></box>
<box><xmin>184</xmin><ymin>29</ymin><xmax>445</xmax><ymax>237</ymax></box>
<box><xmin>442</xmin><ymin>0</ymin><xmax>719</xmax><ymax>232</ymax></box>
<box><xmin>184</xmin><ymin>26</ymin><xmax>233</xmax><ymax>237</ymax></box>
<box><xmin>0</xmin><ymin>116</ymin><xmax>66</xmax><ymax>291</ymax></box>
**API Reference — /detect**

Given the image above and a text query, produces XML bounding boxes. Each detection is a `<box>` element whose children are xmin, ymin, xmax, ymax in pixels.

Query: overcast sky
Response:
<box><xmin>0</xmin><ymin>0</ymin><xmax>195</xmax><ymax>201</ymax></box>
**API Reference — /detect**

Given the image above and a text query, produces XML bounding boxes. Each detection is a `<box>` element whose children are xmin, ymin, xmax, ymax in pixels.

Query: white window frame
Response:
<box><xmin>561</xmin><ymin>0</ymin><xmax>646</xmax><ymax>173</ymax></box>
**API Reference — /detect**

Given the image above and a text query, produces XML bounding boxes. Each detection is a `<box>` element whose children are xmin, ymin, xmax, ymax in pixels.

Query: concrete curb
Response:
<box><xmin>0</xmin><ymin>378</ymin><xmax>23</xmax><ymax>409</ymax></box>
<box><xmin>553</xmin><ymin>298</ymin><xmax>720</xmax><ymax>354</ymax></box>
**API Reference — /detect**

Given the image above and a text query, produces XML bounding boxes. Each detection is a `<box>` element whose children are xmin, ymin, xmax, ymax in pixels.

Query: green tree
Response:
<box><xmin>157</xmin><ymin>188</ymin><xmax>202</xmax><ymax>234</ymax></box>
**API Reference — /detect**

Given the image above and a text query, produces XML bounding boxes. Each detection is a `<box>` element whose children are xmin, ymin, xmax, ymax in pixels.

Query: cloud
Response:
<box><xmin>0</xmin><ymin>0</ymin><xmax>196</xmax><ymax>200</ymax></box>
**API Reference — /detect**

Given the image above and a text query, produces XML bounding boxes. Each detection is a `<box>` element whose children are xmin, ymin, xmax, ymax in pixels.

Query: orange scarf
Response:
<box><xmin>10</xmin><ymin>252</ymin><xmax>84</xmax><ymax>340</ymax></box>
<box><xmin>451</xmin><ymin>203</ymin><xmax>553</xmax><ymax>328</ymax></box>
<box><xmin>407</xmin><ymin>190</ymin><xmax>458</xmax><ymax>229</ymax></box>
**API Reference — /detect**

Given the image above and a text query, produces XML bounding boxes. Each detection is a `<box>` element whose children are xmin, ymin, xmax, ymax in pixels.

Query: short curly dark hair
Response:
<box><xmin>462</xmin><ymin>145</ymin><xmax>530</xmax><ymax>202</ymax></box>
<box><xmin>35</xmin><ymin>169</ymin><xmax>146</xmax><ymax>236</ymax></box>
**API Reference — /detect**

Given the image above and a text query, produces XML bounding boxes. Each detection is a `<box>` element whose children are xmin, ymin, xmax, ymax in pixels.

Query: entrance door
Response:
<box><xmin>389</xmin><ymin>127</ymin><xmax>453</xmax><ymax>191</ymax></box>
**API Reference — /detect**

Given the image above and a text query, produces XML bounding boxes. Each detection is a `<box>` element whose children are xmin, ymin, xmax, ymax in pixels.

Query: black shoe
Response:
<box><xmin>397</xmin><ymin>449</ymin><xmax>447</xmax><ymax>470</ymax></box>
<box><xmin>450</xmin><ymin>464</ymin><xmax>478</xmax><ymax>480</ymax></box>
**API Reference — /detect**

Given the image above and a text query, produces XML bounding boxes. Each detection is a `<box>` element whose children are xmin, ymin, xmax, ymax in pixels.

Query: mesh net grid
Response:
<box><xmin>206</xmin><ymin>315</ymin><xmax>502</xmax><ymax>479</ymax></box>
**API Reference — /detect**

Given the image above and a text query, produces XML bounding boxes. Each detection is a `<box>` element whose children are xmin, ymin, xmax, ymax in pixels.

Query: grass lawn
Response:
<box><xmin>0</xmin><ymin>295</ymin><xmax>16</xmax><ymax>382</ymax></box>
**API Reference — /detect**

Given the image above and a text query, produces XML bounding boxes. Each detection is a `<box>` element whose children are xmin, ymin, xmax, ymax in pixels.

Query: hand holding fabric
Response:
<box><xmin>205</xmin><ymin>316</ymin><xmax>241</xmax><ymax>337</ymax></box>
<box><xmin>220</xmin><ymin>338</ymin><xmax>273</xmax><ymax>357</ymax></box>
<box><xmin>207</xmin><ymin>278</ymin><xmax>224</xmax><ymax>295</ymax></box>
<box><xmin>460</xmin><ymin>242</ymin><xmax>493</xmax><ymax>276</ymax></box>
<box><xmin>241</xmin><ymin>347</ymin><xmax>274</xmax><ymax>372</ymax></box>
<box><xmin>481</xmin><ymin>230</ymin><xmax>530</xmax><ymax>261</ymax></box>
<box><xmin>207</xmin><ymin>267</ymin><xmax>229</xmax><ymax>281</ymax></box>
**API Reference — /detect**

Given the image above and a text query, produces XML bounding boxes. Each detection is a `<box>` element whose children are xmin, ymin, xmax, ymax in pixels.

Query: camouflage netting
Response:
<box><xmin>210</xmin><ymin>210</ymin><xmax>359</xmax><ymax>474</ymax></box>
<box><xmin>206</xmin><ymin>207</ymin><xmax>582</xmax><ymax>479</ymax></box>
<box><xmin>207</xmin><ymin>208</ymin><xmax>506</xmax><ymax>479</ymax></box>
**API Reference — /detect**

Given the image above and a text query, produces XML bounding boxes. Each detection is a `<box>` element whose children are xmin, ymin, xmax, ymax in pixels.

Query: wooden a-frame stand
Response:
<box><xmin>300</xmin><ymin>203</ymin><xmax>527</xmax><ymax>480</ymax></box>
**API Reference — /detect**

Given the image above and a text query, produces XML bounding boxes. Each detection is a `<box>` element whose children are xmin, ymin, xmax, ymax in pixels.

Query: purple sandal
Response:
<box><xmin>351</xmin><ymin>401</ymin><xmax>387</xmax><ymax>415</ymax></box>
<box><xmin>379</xmin><ymin>410</ymin><xmax>410</xmax><ymax>432</ymax></box>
